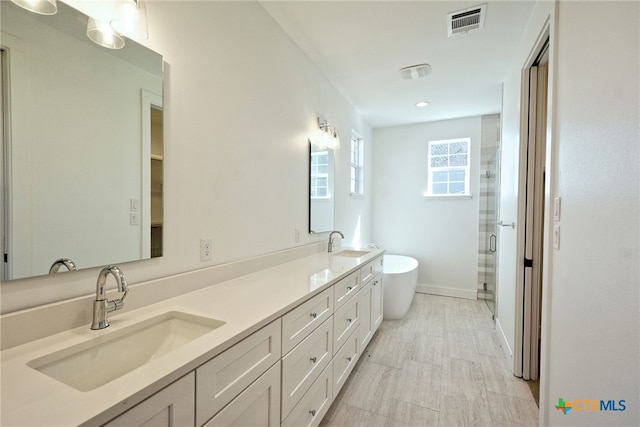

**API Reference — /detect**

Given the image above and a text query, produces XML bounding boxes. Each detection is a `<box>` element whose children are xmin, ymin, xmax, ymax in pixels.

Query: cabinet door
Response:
<box><xmin>196</xmin><ymin>319</ymin><xmax>281</xmax><ymax>426</ymax></box>
<box><xmin>333</xmin><ymin>326</ymin><xmax>360</xmax><ymax>397</ymax></box>
<box><xmin>371</xmin><ymin>274</ymin><xmax>384</xmax><ymax>331</ymax></box>
<box><xmin>281</xmin><ymin>362</ymin><xmax>333</xmax><ymax>427</ymax></box>
<box><xmin>203</xmin><ymin>362</ymin><xmax>281</xmax><ymax>427</ymax></box>
<box><xmin>358</xmin><ymin>283</ymin><xmax>373</xmax><ymax>349</ymax></box>
<box><xmin>103</xmin><ymin>373</ymin><xmax>194</xmax><ymax>427</ymax></box>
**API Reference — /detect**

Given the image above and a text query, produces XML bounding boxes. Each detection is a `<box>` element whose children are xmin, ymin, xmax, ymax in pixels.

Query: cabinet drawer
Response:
<box><xmin>281</xmin><ymin>317</ymin><xmax>333</xmax><ymax>420</ymax></box>
<box><xmin>104</xmin><ymin>373</ymin><xmax>195</xmax><ymax>427</ymax></box>
<box><xmin>333</xmin><ymin>270</ymin><xmax>360</xmax><ymax>311</ymax></box>
<box><xmin>203</xmin><ymin>362</ymin><xmax>281</xmax><ymax>427</ymax></box>
<box><xmin>281</xmin><ymin>361</ymin><xmax>333</xmax><ymax>427</ymax></box>
<box><xmin>360</xmin><ymin>256</ymin><xmax>384</xmax><ymax>285</ymax></box>
<box><xmin>196</xmin><ymin>319</ymin><xmax>281</xmax><ymax>426</ymax></box>
<box><xmin>333</xmin><ymin>325</ymin><xmax>360</xmax><ymax>397</ymax></box>
<box><xmin>333</xmin><ymin>292</ymin><xmax>360</xmax><ymax>354</ymax></box>
<box><xmin>282</xmin><ymin>288</ymin><xmax>333</xmax><ymax>355</ymax></box>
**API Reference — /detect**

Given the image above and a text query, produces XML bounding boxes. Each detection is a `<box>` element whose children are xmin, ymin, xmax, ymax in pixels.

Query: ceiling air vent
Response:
<box><xmin>399</xmin><ymin>64</ymin><xmax>432</xmax><ymax>80</ymax></box>
<box><xmin>447</xmin><ymin>4</ymin><xmax>487</xmax><ymax>37</ymax></box>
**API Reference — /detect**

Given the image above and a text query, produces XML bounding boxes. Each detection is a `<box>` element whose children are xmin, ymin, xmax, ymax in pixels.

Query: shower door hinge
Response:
<box><xmin>3</xmin><ymin>253</ymin><xmax>6</xmax><ymax>263</ymax></box>
<box><xmin>524</xmin><ymin>258</ymin><xmax>533</xmax><ymax>268</ymax></box>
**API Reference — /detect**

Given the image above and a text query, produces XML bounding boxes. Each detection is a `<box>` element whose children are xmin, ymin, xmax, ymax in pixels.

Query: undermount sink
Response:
<box><xmin>332</xmin><ymin>249</ymin><xmax>370</xmax><ymax>258</ymax></box>
<box><xmin>28</xmin><ymin>311</ymin><xmax>225</xmax><ymax>392</ymax></box>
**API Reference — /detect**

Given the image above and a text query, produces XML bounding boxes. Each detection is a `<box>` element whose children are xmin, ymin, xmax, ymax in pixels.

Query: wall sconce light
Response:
<box><xmin>87</xmin><ymin>17</ymin><xmax>126</xmax><ymax>50</ymax></box>
<box><xmin>110</xmin><ymin>0</ymin><xmax>149</xmax><ymax>41</ymax></box>
<box><xmin>10</xmin><ymin>0</ymin><xmax>57</xmax><ymax>15</ymax></box>
<box><xmin>311</xmin><ymin>117</ymin><xmax>340</xmax><ymax>150</ymax></box>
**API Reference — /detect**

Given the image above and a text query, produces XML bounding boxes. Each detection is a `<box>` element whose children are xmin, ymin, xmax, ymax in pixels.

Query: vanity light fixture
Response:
<box><xmin>10</xmin><ymin>0</ymin><xmax>57</xmax><ymax>15</ymax></box>
<box><xmin>87</xmin><ymin>17</ymin><xmax>126</xmax><ymax>50</ymax></box>
<box><xmin>312</xmin><ymin>117</ymin><xmax>340</xmax><ymax>150</ymax></box>
<box><xmin>110</xmin><ymin>0</ymin><xmax>149</xmax><ymax>41</ymax></box>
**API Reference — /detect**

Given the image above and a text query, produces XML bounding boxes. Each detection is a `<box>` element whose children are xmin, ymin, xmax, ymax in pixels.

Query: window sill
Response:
<box><xmin>350</xmin><ymin>192</ymin><xmax>364</xmax><ymax>200</ymax></box>
<box><xmin>423</xmin><ymin>194</ymin><xmax>473</xmax><ymax>200</ymax></box>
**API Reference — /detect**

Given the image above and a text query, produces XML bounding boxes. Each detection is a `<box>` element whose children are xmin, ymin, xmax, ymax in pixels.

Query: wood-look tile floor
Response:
<box><xmin>320</xmin><ymin>294</ymin><xmax>539</xmax><ymax>427</ymax></box>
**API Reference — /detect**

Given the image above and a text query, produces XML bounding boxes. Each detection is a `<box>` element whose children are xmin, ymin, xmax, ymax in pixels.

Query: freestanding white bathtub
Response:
<box><xmin>383</xmin><ymin>254</ymin><xmax>419</xmax><ymax>320</ymax></box>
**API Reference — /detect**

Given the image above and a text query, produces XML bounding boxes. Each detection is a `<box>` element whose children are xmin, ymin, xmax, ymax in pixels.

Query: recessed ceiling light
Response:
<box><xmin>415</xmin><ymin>101</ymin><xmax>429</xmax><ymax>108</ymax></box>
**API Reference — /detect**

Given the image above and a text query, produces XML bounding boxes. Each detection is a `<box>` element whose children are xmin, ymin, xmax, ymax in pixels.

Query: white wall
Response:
<box><xmin>500</xmin><ymin>1</ymin><xmax>639</xmax><ymax>424</ymax></box>
<box><xmin>1</xmin><ymin>1</ymin><xmax>373</xmax><ymax>312</ymax></box>
<box><xmin>372</xmin><ymin>117</ymin><xmax>482</xmax><ymax>299</ymax></box>
<box><xmin>541</xmin><ymin>1</ymin><xmax>639</xmax><ymax>425</ymax></box>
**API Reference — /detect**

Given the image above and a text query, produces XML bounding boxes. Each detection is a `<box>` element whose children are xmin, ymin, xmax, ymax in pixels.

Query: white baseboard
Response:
<box><xmin>415</xmin><ymin>284</ymin><xmax>477</xmax><ymax>300</ymax></box>
<box><xmin>495</xmin><ymin>317</ymin><xmax>513</xmax><ymax>361</ymax></box>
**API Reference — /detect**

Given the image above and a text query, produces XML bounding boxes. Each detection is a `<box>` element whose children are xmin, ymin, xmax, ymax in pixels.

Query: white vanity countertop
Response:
<box><xmin>0</xmin><ymin>248</ymin><xmax>384</xmax><ymax>426</ymax></box>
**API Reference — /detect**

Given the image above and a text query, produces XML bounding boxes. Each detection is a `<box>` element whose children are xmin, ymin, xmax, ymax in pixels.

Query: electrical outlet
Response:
<box><xmin>200</xmin><ymin>238</ymin><xmax>213</xmax><ymax>261</ymax></box>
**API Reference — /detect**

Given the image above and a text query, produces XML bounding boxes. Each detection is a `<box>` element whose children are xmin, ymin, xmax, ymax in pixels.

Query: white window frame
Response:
<box><xmin>310</xmin><ymin>150</ymin><xmax>330</xmax><ymax>199</ymax></box>
<box><xmin>425</xmin><ymin>137</ymin><xmax>471</xmax><ymax>198</ymax></box>
<box><xmin>350</xmin><ymin>133</ymin><xmax>364</xmax><ymax>198</ymax></box>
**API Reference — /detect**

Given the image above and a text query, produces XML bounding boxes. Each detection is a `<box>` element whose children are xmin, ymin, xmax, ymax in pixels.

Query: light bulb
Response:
<box><xmin>11</xmin><ymin>0</ymin><xmax>57</xmax><ymax>15</ymax></box>
<box><xmin>87</xmin><ymin>18</ymin><xmax>125</xmax><ymax>50</ymax></box>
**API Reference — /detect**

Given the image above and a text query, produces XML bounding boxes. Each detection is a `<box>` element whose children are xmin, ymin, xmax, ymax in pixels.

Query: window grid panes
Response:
<box><xmin>350</xmin><ymin>136</ymin><xmax>364</xmax><ymax>196</ymax></box>
<box><xmin>427</xmin><ymin>138</ymin><xmax>470</xmax><ymax>196</ymax></box>
<box><xmin>311</xmin><ymin>151</ymin><xmax>329</xmax><ymax>198</ymax></box>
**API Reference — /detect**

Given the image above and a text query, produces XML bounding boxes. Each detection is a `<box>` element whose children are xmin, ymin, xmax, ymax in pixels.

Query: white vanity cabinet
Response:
<box><xmin>100</xmin><ymin>254</ymin><xmax>384</xmax><ymax>427</ymax></box>
<box><xmin>103</xmin><ymin>372</ymin><xmax>195</xmax><ymax>427</ymax></box>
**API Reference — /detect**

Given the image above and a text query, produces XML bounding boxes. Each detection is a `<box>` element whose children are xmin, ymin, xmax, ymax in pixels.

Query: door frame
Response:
<box><xmin>514</xmin><ymin>29</ymin><xmax>550</xmax><ymax>380</ymax></box>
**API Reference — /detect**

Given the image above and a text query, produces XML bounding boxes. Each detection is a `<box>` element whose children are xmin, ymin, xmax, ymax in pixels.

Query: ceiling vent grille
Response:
<box><xmin>447</xmin><ymin>4</ymin><xmax>487</xmax><ymax>37</ymax></box>
<box><xmin>399</xmin><ymin>64</ymin><xmax>432</xmax><ymax>80</ymax></box>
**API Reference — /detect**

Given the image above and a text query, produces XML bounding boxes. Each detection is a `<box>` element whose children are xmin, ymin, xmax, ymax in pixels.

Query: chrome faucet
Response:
<box><xmin>48</xmin><ymin>258</ymin><xmax>77</xmax><ymax>274</ymax></box>
<box><xmin>91</xmin><ymin>265</ymin><xmax>128</xmax><ymax>330</ymax></box>
<box><xmin>328</xmin><ymin>230</ymin><xmax>344</xmax><ymax>253</ymax></box>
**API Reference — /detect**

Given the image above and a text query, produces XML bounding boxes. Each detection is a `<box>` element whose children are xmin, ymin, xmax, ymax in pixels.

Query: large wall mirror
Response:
<box><xmin>1</xmin><ymin>1</ymin><xmax>164</xmax><ymax>281</ymax></box>
<box><xmin>309</xmin><ymin>141</ymin><xmax>335</xmax><ymax>233</ymax></box>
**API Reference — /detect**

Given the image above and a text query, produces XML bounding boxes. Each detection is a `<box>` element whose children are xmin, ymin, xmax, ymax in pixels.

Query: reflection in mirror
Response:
<box><xmin>309</xmin><ymin>141</ymin><xmax>335</xmax><ymax>233</ymax></box>
<box><xmin>0</xmin><ymin>1</ymin><xmax>163</xmax><ymax>281</ymax></box>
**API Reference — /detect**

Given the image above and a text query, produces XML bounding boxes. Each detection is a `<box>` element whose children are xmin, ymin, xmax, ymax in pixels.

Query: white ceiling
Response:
<box><xmin>261</xmin><ymin>1</ymin><xmax>536</xmax><ymax>128</ymax></box>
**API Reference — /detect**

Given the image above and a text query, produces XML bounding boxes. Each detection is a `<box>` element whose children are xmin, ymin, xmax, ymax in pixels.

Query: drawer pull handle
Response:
<box><xmin>347</xmin><ymin>318</ymin><xmax>353</xmax><ymax>323</ymax></box>
<box><xmin>310</xmin><ymin>312</ymin><xmax>317</xmax><ymax>319</ymax></box>
<box><xmin>373</xmin><ymin>280</ymin><xmax>378</xmax><ymax>286</ymax></box>
<box><xmin>309</xmin><ymin>410</ymin><xmax>316</xmax><ymax>417</ymax></box>
<box><xmin>310</xmin><ymin>356</ymin><xmax>317</xmax><ymax>363</ymax></box>
<box><xmin>347</xmin><ymin>357</ymin><xmax>352</xmax><ymax>362</ymax></box>
<box><xmin>347</xmin><ymin>286</ymin><xmax>353</xmax><ymax>291</ymax></box>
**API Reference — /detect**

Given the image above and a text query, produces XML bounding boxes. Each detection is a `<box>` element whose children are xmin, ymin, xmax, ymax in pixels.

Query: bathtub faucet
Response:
<box><xmin>328</xmin><ymin>230</ymin><xmax>344</xmax><ymax>253</ymax></box>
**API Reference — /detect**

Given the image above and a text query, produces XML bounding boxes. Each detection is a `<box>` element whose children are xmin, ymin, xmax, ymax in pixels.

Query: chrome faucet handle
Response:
<box><xmin>91</xmin><ymin>265</ymin><xmax>128</xmax><ymax>330</ymax></box>
<box><xmin>328</xmin><ymin>230</ymin><xmax>345</xmax><ymax>253</ymax></box>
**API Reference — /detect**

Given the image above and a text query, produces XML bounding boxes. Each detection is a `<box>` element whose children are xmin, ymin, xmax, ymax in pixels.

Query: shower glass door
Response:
<box><xmin>484</xmin><ymin>150</ymin><xmax>499</xmax><ymax>316</ymax></box>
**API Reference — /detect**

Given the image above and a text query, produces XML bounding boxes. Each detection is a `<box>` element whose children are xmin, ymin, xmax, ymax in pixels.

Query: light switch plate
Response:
<box><xmin>553</xmin><ymin>225</ymin><xmax>560</xmax><ymax>250</ymax></box>
<box><xmin>553</xmin><ymin>197</ymin><xmax>561</xmax><ymax>221</ymax></box>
